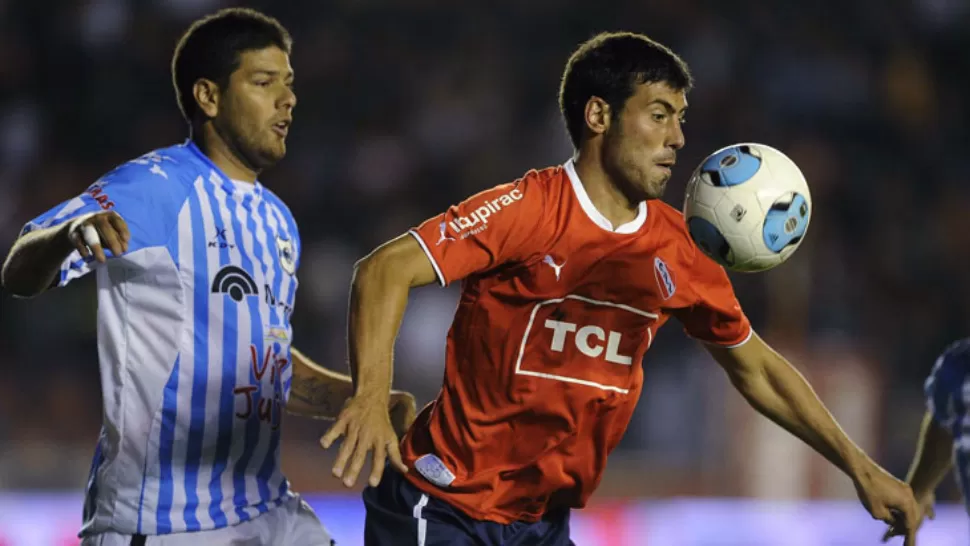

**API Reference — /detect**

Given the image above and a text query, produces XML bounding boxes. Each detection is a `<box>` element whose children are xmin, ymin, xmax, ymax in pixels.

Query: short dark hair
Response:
<box><xmin>172</xmin><ymin>8</ymin><xmax>292</xmax><ymax>124</ymax></box>
<box><xmin>558</xmin><ymin>32</ymin><xmax>693</xmax><ymax>148</ymax></box>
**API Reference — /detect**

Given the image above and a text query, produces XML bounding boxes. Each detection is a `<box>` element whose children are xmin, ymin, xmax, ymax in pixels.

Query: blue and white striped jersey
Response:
<box><xmin>924</xmin><ymin>338</ymin><xmax>970</xmax><ymax>510</ymax></box>
<box><xmin>23</xmin><ymin>141</ymin><xmax>302</xmax><ymax>536</ymax></box>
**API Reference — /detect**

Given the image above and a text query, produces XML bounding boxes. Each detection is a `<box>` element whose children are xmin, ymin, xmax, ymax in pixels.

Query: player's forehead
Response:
<box><xmin>626</xmin><ymin>81</ymin><xmax>688</xmax><ymax>113</ymax></box>
<box><xmin>234</xmin><ymin>46</ymin><xmax>294</xmax><ymax>78</ymax></box>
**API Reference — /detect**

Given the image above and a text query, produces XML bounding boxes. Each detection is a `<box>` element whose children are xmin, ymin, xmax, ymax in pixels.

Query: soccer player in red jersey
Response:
<box><xmin>322</xmin><ymin>32</ymin><xmax>921</xmax><ymax>545</ymax></box>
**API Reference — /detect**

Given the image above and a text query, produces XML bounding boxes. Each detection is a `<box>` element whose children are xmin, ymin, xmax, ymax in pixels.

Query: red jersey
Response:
<box><xmin>402</xmin><ymin>160</ymin><xmax>751</xmax><ymax>524</ymax></box>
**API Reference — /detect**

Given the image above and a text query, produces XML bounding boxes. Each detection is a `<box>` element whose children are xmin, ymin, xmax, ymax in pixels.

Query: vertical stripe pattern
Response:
<box><xmin>77</xmin><ymin>142</ymin><xmax>300</xmax><ymax>537</ymax></box>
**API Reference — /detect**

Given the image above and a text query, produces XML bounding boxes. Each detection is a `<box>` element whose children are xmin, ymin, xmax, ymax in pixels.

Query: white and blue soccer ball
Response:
<box><xmin>683</xmin><ymin>143</ymin><xmax>811</xmax><ymax>273</ymax></box>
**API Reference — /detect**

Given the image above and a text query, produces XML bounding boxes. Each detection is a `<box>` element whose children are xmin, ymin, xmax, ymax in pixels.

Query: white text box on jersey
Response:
<box><xmin>514</xmin><ymin>295</ymin><xmax>658</xmax><ymax>394</ymax></box>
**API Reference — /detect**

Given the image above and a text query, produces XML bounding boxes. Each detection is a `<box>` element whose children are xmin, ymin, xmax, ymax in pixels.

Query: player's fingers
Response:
<box><xmin>387</xmin><ymin>435</ymin><xmax>408</xmax><ymax>474</ymax></box>
<box><xmin>342</xmin><ymin>434</ymin><xmax>374</xmax><ymax>487</ymax></box>
<box><xmin>95</xmin><ymin>219</ymin><xmax>125</xmax><ymax>257</ymax></box>
<box><xmin>331</xmin><ymin>424</ymin><xmax>359</xmax><ymax>478</ymax></box>
<box><xmin>871</xmin><ymin>505</ymin><xmax>891</xmax><ymax>524</ymax></box>
<box><xmin>926</xmin><ymin>503</ymin><xmax>936</xmax><ymax>520</ymax></box>
<box><xmin>368</xmin><ymin>442</ymin><xmax>387</xmax><ymax>488</ymax></box>
<box><xmin>79</xmin><ymin>223</ymin><xmax>107</xmax><ymax>263</ymax></box>
<box><xmin>89</xmin><ymin>242</ymin><xmax>107</xmax><ymax>263</ymax></box>
<box><xmin>904</xmin><ymin>527</ymin><xmax>916</xmax><ymax>546</ymax></box>
<box><xmin>319</xmin><ymin>416</ymin><xmax>348</xmax><ymax>449</ymax></box>
<box><xmin>70</xmin><ymin>230</ymin><xmax>92</xmax><ymax>258</ymax></box>
<box><xmin>107</xmin><ymin>212</ymin><xmax>130</xmax><ymax>246</ymax></box>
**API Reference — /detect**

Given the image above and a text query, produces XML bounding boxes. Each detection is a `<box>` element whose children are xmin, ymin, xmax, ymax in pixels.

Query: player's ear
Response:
<box><xmin>584</xmin><ymin>96</ymin><xmax>611</xmax><ymax>137</ymax></box>
<box><xmin>192</xmin><ymin>78</ymin><xmax>221</xmax><ymax>119</ymax></box>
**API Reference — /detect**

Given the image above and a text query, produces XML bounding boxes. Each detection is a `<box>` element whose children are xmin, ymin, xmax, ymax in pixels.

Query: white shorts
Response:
<box><xmin>80</xmin><ymin>495</ymin><xmax>334</xmax><ymax>546</ymax></box>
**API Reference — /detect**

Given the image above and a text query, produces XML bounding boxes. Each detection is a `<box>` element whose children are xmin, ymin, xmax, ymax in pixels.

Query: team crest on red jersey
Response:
<box><xmin>653</xmin><ymin>257</ymin><xmax>676</xmax><ymax>300</ymax></box>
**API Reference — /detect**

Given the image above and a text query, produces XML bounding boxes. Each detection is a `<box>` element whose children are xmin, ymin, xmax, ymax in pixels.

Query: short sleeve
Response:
<box><xmin>20</xmin><ymin>159</ymin><xmax>188</xmax><ymax>288</ymax></box>
<box><xmin>409</xmin><ymin>175</ymin><xmax>545</xmax><ymax>286</ymax></box>
<box><xmin>673</xmin><ymin>249</ymin><xmax>752</xmax><ymax>347</ymax></box>
<box><xmin>924</xmin><ymin>347</ymin><xmax>965</xmax><ymax>430</ymax></box>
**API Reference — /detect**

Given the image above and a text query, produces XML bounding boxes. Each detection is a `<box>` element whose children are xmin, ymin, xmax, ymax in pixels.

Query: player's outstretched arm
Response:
<box><xmin>882</xmin><ymin>410</ymin><xmax>953</xmax><ymax>542</ymax></box>
<box><xmin>2</xmin><ymin>211</ymin><xmax>129</xmax><ymax>298</ymax></box>
<box><xmin>286</xmin><ymin>347</ymin><xmax>417</xmax><ymax>439</ymax></box>
<box><xmin>320</xmin><ymin>233</ymin><xmax>438</xmax><ymax>488</ymax></box>
<box><xmin>706</xmin><ymin>332</ymin><xmax>921</xmax><ymax>545</ymax></box>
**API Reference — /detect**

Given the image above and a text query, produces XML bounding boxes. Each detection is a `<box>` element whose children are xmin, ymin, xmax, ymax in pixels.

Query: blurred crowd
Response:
<box><xmin>1</xmin><ymin>0</ymin><xmax>968</xmax><ymax>503</ymax></box>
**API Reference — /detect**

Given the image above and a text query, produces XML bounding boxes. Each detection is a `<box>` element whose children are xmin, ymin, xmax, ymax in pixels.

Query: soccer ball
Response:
<box><xmin>683</xmin><ymin>143</ymin><xmax>811</xmax><ymax>273</ymax></box>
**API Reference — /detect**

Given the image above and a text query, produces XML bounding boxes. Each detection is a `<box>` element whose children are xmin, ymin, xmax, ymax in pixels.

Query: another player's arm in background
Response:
<box><xmin>320</xmin><ymin>234</ymin><xmax>439</xmax><ymax>487</ymax></box>
<box><xmin>2</xmin><ymin>211</ymin><xmax>129</xmax><ymax>297</ymax></box>
<box><xmin>286</xmin><ymin>347</ymin><xmax>417</xmax><ymax>438</ymax></box>
<box><xmin>902</xmin><ymin>412</ymin><xmax>952</xmax><ymax>514</ymax></box>
<box><xmin>707</xmin><ymin>335</ymin><xmax>920</xmax><ymax>543</ymax></box>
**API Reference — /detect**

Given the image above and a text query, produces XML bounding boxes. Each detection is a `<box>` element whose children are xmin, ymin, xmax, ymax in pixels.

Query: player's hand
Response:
<box><xmin>388</xmin><ymin>390</ymin><xmax>417</xmax><ymax>439</ymax></box>
<box><xmin>882</xmin><ymin>492</ymin><xmax>935</xmax><ymax>543</ymax></box>
<box><xmin>320</xmin><ymin>393</ymin><xmax>408</xmax><ymax>488</ymax></box>
<box><xmin>852</xmin><ymin>465</ymin><xmax>920</xmax><ymax>546</ymax></box>
<box><xmin>66</xmin><ymin>211</ymin><xmax>129</xmax><ymax>263</ymax></box>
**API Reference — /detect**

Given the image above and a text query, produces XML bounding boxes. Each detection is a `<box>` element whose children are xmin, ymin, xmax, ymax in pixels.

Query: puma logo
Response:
<box><xmin>543</xmin><ymin>255</ymin><xmax>566</xmax><ymax>281</ymax></box>
<box><xmin>436</xmin><ymin>222</ymin><xmax>456</xmax><ymax>246</ymax></box>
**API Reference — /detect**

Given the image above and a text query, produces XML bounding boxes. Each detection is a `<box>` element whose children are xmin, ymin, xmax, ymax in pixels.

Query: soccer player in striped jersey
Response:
<box><xmin>1</xmin><ymin>8</ymin><xmax>415</xmax><ymax>546</ymax></box>
<box><xmin>884</xmin><ymin>339</ymin><xmax>969</xmax><ymax>541</ymax></box>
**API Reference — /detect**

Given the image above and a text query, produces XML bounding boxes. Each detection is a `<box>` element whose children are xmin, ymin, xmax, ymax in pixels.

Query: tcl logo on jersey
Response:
<box><xmin>515</xmin><ymin>295</ymin><xmax>657</xmax><ymax>394</ymax></box>
<box><xmin>544</xmin><ymin>319</ymin><xmax>631</xmax><ymax>365</ymax></box>
<box><xmin>446</xmin><ymin>187</ymin><xmax>523</xmax><ymax>238</ymax></box>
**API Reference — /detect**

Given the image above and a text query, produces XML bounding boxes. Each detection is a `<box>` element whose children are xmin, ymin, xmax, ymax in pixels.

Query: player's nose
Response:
<box><xmin>667</xmin><ymin>121</ymin><xmax>685</xmax><ymax>150</ymax></box>
<box><xmin>279</xmin><ymin>86</ymin><xmax>297</xmax><ymax>110</ymax></box>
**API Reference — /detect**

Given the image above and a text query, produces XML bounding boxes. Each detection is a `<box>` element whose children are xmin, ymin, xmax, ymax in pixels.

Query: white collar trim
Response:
<box><xmin>563</xmin><ymin>159</ymin><xmax>647</xmax><ymax>234</ymax></box>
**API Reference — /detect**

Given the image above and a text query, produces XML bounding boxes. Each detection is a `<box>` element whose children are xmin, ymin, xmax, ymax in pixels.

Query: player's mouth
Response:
<box><xmin>655</xmin><ymin>159</ymin><xmax>675</xmax><ymax>175</ymax></box>
<box><xmin>271</xmin><ymin>119</ymin><xmax>291</xmax><ymax>138</ymax></box>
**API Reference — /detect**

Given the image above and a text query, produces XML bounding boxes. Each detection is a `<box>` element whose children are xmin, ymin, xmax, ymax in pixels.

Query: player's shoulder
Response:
<box><xmin>647</xmin><ymin>199</ymin><xmax>701</xmax><ymax>255</ymax></box>
<box><xmin>933</xmin><ymin>338</ymin><xmax>970</xmax><ymax>375</ymax></box>
<box><xmin>495</xmin><ymin>164</ymin><xmax>564</xmax><ymax>200</ymax></box>
<box><xmin>86</xmin><ymin>143</ymin><xmax>201</xmax><ymax>212</ymax></box>
<box><xmin>99</xmin><ymin>142</ymin><xmax>202</xmax><ymax>191</ymax></box>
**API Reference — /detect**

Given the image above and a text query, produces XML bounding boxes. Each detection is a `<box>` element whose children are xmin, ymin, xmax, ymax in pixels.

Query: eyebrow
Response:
<box><xmin>648</xmin><ymin>99</ymin><xmax>688</xmax><ymax>114</ymax></box>
<box><xmin>251</xmin><ymin>69</ymin><xmax>295</xmax><ymax>80</ymax></box>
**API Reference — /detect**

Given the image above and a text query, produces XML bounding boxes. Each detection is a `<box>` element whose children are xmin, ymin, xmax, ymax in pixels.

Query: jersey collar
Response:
<box><xmin>563</xmin><ymin>158</ymin><xmax>647</xmax><ymax>234</ymax></box>
<box><xmin>184</xmin><ymin>139</ymin><xmax>265</xmax><ymax>200</ymax></box>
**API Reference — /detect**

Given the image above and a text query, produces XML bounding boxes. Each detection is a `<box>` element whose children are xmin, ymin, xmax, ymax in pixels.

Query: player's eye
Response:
<box><xmin>652</xmin><ymin>112</ymin><xmax>668</xmax><ymax>123</ymax></box>
<box><xmin>254</xmin><ymin>80</ymin><xmax>272</xmax><ymax>87</ymax></box>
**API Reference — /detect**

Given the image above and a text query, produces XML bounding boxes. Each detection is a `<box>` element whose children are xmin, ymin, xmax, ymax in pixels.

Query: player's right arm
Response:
<box><xmin>884</xmin><ymin>349</ymin><xmax>961</xmax><ymax>541</ymax></box>
<box><xmin>320</xmin><ymin>177</ymin><xmax>544</xmax><ymax>488</ymax></box>
<box><xmin>2</xmin><ymin>158</ymin><xmax>183</xmax><ymax>298</ymax></box>
<box><xmin>2</xmin><ymin>211</ymin><xmax>129</xmax><ymax>297</ymax></box>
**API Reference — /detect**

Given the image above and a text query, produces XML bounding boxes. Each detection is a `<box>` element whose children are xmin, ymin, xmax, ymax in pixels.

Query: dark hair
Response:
<box><xmin>558</xmin><ymin>32</ymin><xmax>693</xmax><ymax>148</ymax></box>
<box><xmin>172</xmin><ymin>8</ymin><xmax>292</xmax><ymax>124</ymax></box>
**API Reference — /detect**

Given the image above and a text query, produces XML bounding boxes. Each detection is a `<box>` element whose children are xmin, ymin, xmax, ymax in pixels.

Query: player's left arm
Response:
<box><xmin>707</xmin><ymin>336</ymin><xmax>918</xmax><ymax>537</ymax></box>
<box><xmin>286</xmin><ymin>348</ymin><xmax>417</xmax><ymax>439</ymax></box>
<box><xmin>678</xmin><ymin>246</ymin><xmax>919</xmax><ymax>542</ymax></box>
<box><xmin>708</xmin><ymin>334</ymin><xmax>875</xmax><ymax>478</ymax></box>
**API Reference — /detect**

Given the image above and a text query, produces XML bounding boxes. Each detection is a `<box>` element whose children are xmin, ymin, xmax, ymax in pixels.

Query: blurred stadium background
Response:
<box><xmin>1</xmin><ymin>0</ymin><xmax>968</xmax><ymax>544</ymax></box>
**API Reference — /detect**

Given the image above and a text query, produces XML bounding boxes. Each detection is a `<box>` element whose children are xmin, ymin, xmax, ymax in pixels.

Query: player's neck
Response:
<box><xmin>572</xmin><ymin>152</ymin><xmax>641</xmax><ymax>228</ymax></box>
<box><xmin>193</xmin><ymin>124</ymin><xmax>259</xmax><ymax>183</ymax></box>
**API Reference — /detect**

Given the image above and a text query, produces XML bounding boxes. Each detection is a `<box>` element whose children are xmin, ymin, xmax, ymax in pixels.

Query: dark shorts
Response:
<box><xmin>363</xmin><ymin>468</ymin><xmax>574</xmax><ymax>546</ymax></box>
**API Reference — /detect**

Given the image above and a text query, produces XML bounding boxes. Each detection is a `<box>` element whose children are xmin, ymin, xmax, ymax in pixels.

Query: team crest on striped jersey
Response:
<box><xmin>653</xmin><ymin>256</ymin><xmax>676</xmax><ymax>300</ymax></box>
<box><xmin>276</xmin><ymin>235</ymin><xmax>296</xmax><ymax>275</ymax></box>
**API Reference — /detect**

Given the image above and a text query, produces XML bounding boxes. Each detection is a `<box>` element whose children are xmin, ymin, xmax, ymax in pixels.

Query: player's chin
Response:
<box><xmin>641</xmin><ymin>176</ymin><xmax>668</xmax><ymax>200</ymax></box>
<box><xmin>258</xmin><ymin>144</ymin><xmax>287</xmax><ymax>167</ymax></box>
